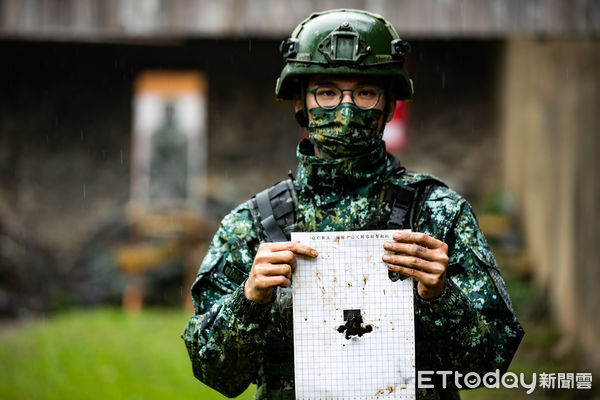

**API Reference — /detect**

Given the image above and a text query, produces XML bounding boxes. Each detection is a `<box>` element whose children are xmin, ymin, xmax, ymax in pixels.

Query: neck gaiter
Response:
<box><xmin>306</xmin><ymin>103</ymin><xmax>384</xmax><ymax>159</ymax></box>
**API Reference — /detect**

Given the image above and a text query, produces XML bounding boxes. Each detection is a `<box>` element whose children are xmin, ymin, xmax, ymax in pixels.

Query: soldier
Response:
<box><xmin>182</xmin><ymin>9</ymin><xmax>524</xmax><ymax>400</ymax></box>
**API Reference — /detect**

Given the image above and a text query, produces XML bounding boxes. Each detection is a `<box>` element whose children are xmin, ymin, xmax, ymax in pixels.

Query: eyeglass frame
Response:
<box><xmin>305</xmin><ymin>83</ymin><xmax>385</xmax><ymax>110</ymax></box>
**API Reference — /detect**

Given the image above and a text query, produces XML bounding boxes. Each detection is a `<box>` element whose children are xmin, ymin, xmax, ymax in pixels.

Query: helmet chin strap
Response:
<box><xmin>381</xmin><ymin>98</ymin><xmax>390</xmax><ymax>134</ymax></box>
<box><xmin>377</xmin><ymin>90</ymin><xmax>395</xmax><ymax>135</ymax></box>
<box><xmin>294</xmin><ymin>89</ymin><xmax>309</xmax><ymax>127</ymax></box>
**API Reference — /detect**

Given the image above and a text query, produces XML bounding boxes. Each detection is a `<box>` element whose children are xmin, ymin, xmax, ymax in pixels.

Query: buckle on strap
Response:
<box><xmin>256</xmin><ymin>188</ymin><xmax>288</xmax><ymax>242</ymax></box>
<box><xmin>387</xmin><ymin>185</ymin><xmax>416</xmax><ymax>229</ymax></box>
<box><xmin>255</xmin><ymin>180</ymin><xmax>296</xmax><ymax>243</ymax></box>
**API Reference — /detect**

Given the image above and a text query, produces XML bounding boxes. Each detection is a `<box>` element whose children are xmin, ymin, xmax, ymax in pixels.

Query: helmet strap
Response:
<box><xmin>294</xmin><ymin>87</ymin><xmax>309</xmax><ymax>127</ymax></box>
<box><xmin>380</xmin><ymin>93</ymin><xmax>391</xmax><ymax>134</ymax></box>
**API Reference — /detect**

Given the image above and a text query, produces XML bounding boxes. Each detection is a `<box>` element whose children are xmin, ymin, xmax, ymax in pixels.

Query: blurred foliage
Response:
<box><xmin>0</xmin><ymin>308</ymin><xmax>255</xmax><ymax>400</ymax></box>
<box><xmin>478</xmin><ymin>188</ymin><xmax>516</xmax><ymax>216</ymax></box>
<box><xmin>0</xmin><ymin>213</ymin><xmax>59</xmax><ymax>317</ymax></box>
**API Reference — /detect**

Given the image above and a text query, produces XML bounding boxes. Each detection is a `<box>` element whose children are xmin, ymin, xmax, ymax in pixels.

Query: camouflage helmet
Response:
<box><xmin>275</xmin><ymin>9</ymin><xmax>413</xmax><ymax>101</ymax></box>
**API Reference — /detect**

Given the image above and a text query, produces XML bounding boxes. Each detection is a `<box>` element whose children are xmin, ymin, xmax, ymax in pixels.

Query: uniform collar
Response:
<box><xmin>295</xmin><ymin>139</ymin><xmax>388</xmax><ymax>197</ymax></box>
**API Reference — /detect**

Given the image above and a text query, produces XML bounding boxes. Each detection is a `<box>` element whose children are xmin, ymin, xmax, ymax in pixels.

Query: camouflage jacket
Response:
<box><xmin>182</xmin><ymin>140</ymin><xmax>524</xmax><ymax>400</ymax></box>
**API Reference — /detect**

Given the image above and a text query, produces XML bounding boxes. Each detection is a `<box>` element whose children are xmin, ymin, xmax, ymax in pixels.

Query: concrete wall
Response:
<box><xmin>0</xmin><ymin>39</ymin><xmax>502</xmax><ymax>263</ymax></box>
<box><xmin>2</xmin><ymin>0</ymin><xmax>599</xmax><ymax>40</ymax></box>
<box><xmin>0</xmin><ymin>39</ymin><xmax>296</xmax><ymax>259</ymax></box>
<box><xmin>501</xmin><ymin>38</ymin><xmax>600</xmax><ymax>371</ymax></box>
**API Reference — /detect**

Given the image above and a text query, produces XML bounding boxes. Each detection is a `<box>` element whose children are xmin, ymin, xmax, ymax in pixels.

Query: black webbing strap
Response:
<box><xmin>272</xmin><ymin>201</ymin><xmax>294</xmax><ymax>219</ymax></box>
<box><xmin>255</xmin><ymin>180</ymin><xmax>294</xmax><ymax>242</ymax></box>
<box><xmin>385</xmin><ymin>177</ymin><xmax>447</xmax><ymax>231</ymax></box>
<box><xmin>385</xmin><ymin>154</ymin><xmax>414</xmax><ymax>230</ymax></box>
<box><xmin>256</xmin><ymin>192</ymin><xmax>288</xmax><ymax>243</ymax></box>
<box><xmin>385</xmin><ymin>184</ymin><xmax>416</xmax><ymax>283</ymax></box>
<box><xmin>269</xmin><ymin>180</ymin><xmax>289</xmax><ymax>198</ymax></box>
<box><xmin>386</xmin><ymin>185</ymin><xmax>416</xmax><ymax>230</ymax></box>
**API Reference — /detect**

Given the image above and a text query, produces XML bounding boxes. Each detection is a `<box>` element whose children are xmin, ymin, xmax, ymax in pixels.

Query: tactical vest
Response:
<box><xmin>253</xmin><ymin>154</ymin><xmax>445</xmax><ymax>243</ymax></box>
<box><xmin>250</xmin><ymin>154</ymin><xmax>447</xmax><ymax>400</ymax></box>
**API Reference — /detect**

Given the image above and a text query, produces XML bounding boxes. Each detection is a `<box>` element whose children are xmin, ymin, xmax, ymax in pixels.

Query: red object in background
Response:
<box><xmin>383</xmin><ymin>100</ymin><xmax>410</xmax><ymax>154</ymax></box>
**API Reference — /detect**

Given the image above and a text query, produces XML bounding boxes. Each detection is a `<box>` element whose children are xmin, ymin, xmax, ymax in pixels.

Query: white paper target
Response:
<box><xmin>292</xmin><ymin>230</ymin><xmax>415</xmax><ymax>400</ymax></box>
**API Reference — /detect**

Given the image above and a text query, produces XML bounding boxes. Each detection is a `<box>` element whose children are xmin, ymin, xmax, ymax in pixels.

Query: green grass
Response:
<box><xmin>0</xmin><ymin>308</ymin><xmax>256</xmax><ymax>400</ymax></box>
<box><xmin>1</xmin><ymin>272</ymin><xmax>597</xmax><ymax>399</ymax></box>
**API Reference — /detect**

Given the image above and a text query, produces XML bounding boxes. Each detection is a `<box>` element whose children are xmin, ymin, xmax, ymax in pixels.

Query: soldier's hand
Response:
<box><xmin>244</xmin><ymin>242</ymin><xmax>318</xmax><ymax>304</ymax></box>
<box><xmin>382</xmin><ymin>231</ymin><xmax>449</xmax><ymax>299</ymax></box>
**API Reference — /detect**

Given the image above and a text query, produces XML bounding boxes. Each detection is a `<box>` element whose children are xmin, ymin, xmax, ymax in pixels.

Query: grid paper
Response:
<box><xmin>292</xmin><ymin>230</ymin><xmax>415</xmax><ymax>400</ymax></box>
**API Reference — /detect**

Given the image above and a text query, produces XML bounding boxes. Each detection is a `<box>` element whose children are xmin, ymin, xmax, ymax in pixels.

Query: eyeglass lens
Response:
<box><xmin>311</xmin><ymin>85</ymin><xmax>381</xmax><ymax>109</ymax></box>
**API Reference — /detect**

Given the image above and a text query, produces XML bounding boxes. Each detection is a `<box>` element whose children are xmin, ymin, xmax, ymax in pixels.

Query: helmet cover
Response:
<box><xmin>275</xmin><ymin>9</ymin><xmax>413</xmax><ymax>101</ymax></box>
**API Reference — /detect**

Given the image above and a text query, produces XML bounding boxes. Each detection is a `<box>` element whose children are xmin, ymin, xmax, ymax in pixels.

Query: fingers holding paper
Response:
<box><xmin>244</xmin><ymin>242</ymin><xmax>318</xmax><ymax>304</ymax></box>
<box><xmin>382</xmin><ymin>231</ymin><xmax>449</xmax><ymax>299</ymax></box>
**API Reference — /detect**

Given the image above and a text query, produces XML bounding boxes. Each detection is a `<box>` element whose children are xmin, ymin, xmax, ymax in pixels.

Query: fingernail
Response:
<box><xmin>311</xmin><ymin>250</ymin><xmax>319</xmax><ymax>257</ymax></box>
<box><xmin>382</xmin><ymin>254</ymin><xmax>391</xmax><ymax>262</ymax></box>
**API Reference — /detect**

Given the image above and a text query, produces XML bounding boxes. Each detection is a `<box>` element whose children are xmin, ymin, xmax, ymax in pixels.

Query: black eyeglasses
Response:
<box><xmin>306</xmin><ymin>83</ymin><xmax>384</xmax><ymax>110</ymax></box>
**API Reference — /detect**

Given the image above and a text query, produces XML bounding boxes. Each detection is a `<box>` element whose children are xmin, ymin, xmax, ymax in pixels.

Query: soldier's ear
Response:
<box><xmin>293</xmin><ymin>93</ymin><xmax>309</xmax><ymax>127</ymax></box>
<box><xmin>293</xmin><ymin>94</ymin><xmax>303</xmax><ymax>112</ymax></box>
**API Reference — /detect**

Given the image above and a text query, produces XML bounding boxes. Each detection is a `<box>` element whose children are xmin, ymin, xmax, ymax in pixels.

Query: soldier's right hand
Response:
<box><xmin>244</xmin><ymin>242</ymin><xmax>318</xmax><ymax>304</ymax></box>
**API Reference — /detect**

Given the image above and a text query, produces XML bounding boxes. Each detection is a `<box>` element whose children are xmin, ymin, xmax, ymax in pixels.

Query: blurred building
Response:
<box><xmin>0</xmin><ymin>0</ymin><xmax>599</xmax><ymax>370</ymax></box>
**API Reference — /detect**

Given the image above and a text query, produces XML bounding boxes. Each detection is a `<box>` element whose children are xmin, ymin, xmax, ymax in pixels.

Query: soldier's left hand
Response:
<box><xmin>382</xmin><ymin>231</ymin><xmax>449</xmax><ymax>299</ymax></box>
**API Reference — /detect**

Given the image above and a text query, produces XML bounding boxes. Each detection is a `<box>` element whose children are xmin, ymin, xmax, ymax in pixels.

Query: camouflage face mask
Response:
<box><xmin>307</xmin><ymin>103</ymin><xmax>384</xmax><ymax>158</ymax></box>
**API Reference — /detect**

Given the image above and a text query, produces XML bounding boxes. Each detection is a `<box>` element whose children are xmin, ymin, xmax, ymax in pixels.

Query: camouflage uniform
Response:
<box><xmin>182</xmin><ymin>140</ymin><xmax>524</xmax><ymax>400</ymax></box>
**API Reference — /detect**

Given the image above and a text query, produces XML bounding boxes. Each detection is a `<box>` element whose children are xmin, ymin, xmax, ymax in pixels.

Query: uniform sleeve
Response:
<box><xmin>414</xmin><ymin>193</ymin><xmax>524</xmax><ymax>387</ymax></box>
<box><xmin>181</xmin><ymin>203</ymin><xmax>271</xmax><ymax>398</ymax></box>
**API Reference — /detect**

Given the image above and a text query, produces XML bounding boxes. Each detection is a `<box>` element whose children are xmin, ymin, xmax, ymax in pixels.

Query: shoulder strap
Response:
<box><xmin>385</xmin><ymin>185</ymin><xmax>416</xmax><ymax>230</ymax></box>
<box><xmin>384</xmin><ymin>162</ymin><xmax>446</xmax><ymax>282</ymax></box>
<box><xmin>254</xmin><ymin>179</ymin><xmax>297</xmax><ymax>242</ymax></box>
<box><xmin>385</xmin><ymin>178</ymin><xmax>447</xmax><ymax>231</ymax></box>
<box><xmin>384</xmin><ymin>154</ymin><xmax>447</xmax><ymax>231</ymax></box>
